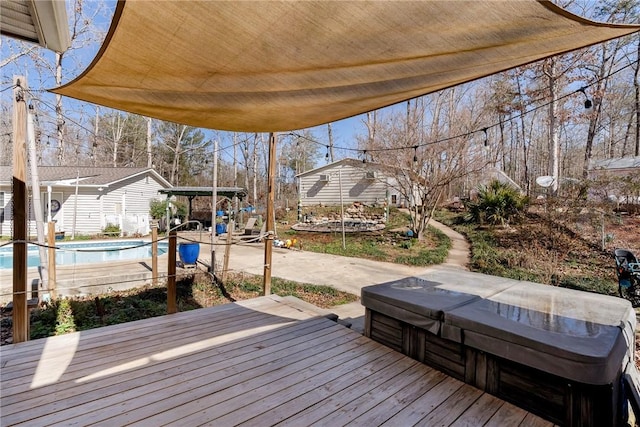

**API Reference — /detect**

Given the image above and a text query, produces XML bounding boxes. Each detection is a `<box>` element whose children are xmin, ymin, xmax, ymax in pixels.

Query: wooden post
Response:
<box><xmin>262</xmin><ymin>133</ymin><xmax>277</xmax><ymax>296</ymax></box>
<box><xmin>222</xmin><ymin>220</ymin><xmax>234</xmax><ymax>283</ymax></box>
<box><xmin>151</xmin><ymin>224</ymin><xmax>158</xmax><ymax>286</ymax></box>
<box><xmin>47</xmin><ymin>222</ymin><xmax>57</xmax><ymax>300</ymax></box>
<box><xmin>12</xmin><ymin>76</ymin><xmax>28</xmax><ymax>343</ymax></box>
<box><xmin>167</xmin><ymin>231</ymin><xmax>177</xmax><ymax>314</ymax></box>
<box><xmin>210</xmin><ymin>139</ymin><xmax>218</xmax><ymax>276</ymax></box>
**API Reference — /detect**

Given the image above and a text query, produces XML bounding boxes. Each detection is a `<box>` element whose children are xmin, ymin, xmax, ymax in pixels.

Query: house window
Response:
<box><xmin>391</xmin><ymin>194</ymin><xmax>397</xmax><ymax>205</ymax></box>
<box><xmin>0</xmin><ymin>192</ymin><xmax>4</xmax><ymax>222</ymax></box>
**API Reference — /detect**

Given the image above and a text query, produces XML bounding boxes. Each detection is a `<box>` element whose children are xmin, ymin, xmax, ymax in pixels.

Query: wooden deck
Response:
<box><xmin>1</xmin><ymin>296</ymin><xmax>555</xmax><ymax>426</ymax></box>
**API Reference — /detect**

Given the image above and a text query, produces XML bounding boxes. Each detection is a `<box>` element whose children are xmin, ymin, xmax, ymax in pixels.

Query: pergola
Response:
<box><xmin>158</xmin><ymin>186</ymin><xmax>248</xmax><ymax>226</ymax></box>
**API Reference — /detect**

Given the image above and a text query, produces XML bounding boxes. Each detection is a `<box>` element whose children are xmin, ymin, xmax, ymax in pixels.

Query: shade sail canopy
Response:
<box><xmin>53</xmin><ymin>1</ymin><xmax>640</xmax><ymax>132</ymax></box>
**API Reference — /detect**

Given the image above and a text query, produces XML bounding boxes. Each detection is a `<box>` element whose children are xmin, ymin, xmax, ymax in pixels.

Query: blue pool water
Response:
<box><xmin>0</xmin><ymin>240</ymin><xmax>168</xmax><ymax>269</ymax></box>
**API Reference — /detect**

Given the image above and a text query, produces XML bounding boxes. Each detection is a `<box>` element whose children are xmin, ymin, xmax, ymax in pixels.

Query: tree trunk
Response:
<box><xmin>634</xmin><ymin>36</ymin><xmax>640</xmax><ymax>156</ymax></box>
<box><xmin>327</xmin><ymin>123</ymin><xmax>334</xmax><ymax>162</ymax></box>
<box><xmin>544</xmin><ymin>58</ymin><xmax>560</xmax><ymax>195</ymax></box>
<box><xmin>515</xmin><ymin>73</ymin><xmax>530</xmax><ymax>195</ymax></box>
<box><xmin>55</xmin><ymin>52</ymin><xmax>64</xmax><ymax>165</ymax></box>
<box><xmin>170</xmin><ymin>125</ymin><xmax>186</xmax><ymax>185</ymax></box>
<box><xmin>93</xmin><ymin>107</ymin><xmax>99</xmax><ymax>166</ymax></box>
<box><xmin>146</xmin><ymin>117</ymin><xmax>153</xmax><ymax>168</ymax></box>
<box><xmin>583</xmin><ymin>84</ymin><xmax>603</xmax><ymax>179</ymax></box>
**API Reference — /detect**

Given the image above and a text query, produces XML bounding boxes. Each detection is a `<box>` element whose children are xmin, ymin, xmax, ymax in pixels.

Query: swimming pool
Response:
<box><xmin>0</xmin><ymin>240</ymin><xmax>169</xmax><ymax>269</ymax></box>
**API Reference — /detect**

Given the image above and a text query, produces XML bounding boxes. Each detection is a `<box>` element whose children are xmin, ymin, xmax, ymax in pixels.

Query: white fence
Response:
<box><xmin>104</xmin><ymin>214</ymin><xmax>150</xmax><ymax>236</ymax></box>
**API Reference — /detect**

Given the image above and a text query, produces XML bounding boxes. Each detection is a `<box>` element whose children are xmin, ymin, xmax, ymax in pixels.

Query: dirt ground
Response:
<box><xmin>481</xmin><ymin>208</ymin><xmax>640</xmax><ymax>288</ymax></box>
<box><xmin>582</xmin><ymin>214</ymin><xmax>640</xmax><ymax>254</ymax></box>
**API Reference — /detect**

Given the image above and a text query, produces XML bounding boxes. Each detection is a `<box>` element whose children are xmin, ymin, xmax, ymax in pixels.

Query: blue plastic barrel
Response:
<box><xmin>215</xmin><ymin>223</ymin><xmax>227</xmax><ymax>235</ymax></box>
<box><xmin>178</xmin><ymin>242</ymin><xmax>200</xmax><ymax>265</ymax></box>
<box><xmin>216</xmin><ymin>210</ymin><xmax>224</xmax><ymax>217</ymax></box>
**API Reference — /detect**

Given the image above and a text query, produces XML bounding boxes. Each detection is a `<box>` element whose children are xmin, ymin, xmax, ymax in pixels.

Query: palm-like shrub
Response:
<box><xmin>465</xmin><ymin>180</ymin><xmax>528</xmax><ymax>227</ymax></box>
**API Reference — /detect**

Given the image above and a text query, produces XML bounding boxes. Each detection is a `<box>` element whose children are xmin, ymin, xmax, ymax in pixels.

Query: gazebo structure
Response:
<box><xmin>159</xmin><ymin>186</ymin><xmax>247</xmax><ymax>230</ymax></box>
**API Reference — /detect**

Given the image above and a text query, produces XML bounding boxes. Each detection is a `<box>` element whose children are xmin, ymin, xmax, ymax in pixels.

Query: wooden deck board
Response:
<box><xmin>2</xmin><ymin>316</ymin><xmax>330</xmax><ymax>412</ymax></box>
<box><xmin>2</xmin><ymin>318</ymin><xmax>337</xmax><ymax>422</ymax></box>
<box><xmin>343</xmin><ymin>368</ymin><xmax>450</xmax><ymax>426</ymax></box>
<box><xmin>1</xmin><ymin>295</ymin><xmax>553</xmax><ymax>427</ymax></box>
<box><xmin>247</xmin><ymin>351</ymin><xmax>413</xmax><ymax>426</ymax></box>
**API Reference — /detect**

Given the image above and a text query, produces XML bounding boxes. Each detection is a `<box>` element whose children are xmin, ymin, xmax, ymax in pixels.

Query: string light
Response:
<box><xmin>287</xmin><ymin>58</ymin><xmax>640</xmax><ymax>159</ymax></box>
<box><xmin>482</xmin><ymin>128</ymin><xmax>488</xmax><ymax>147</ymax></box>
<box><xmin>362</xmin><ymin>150</ymin><xmax>367</xmax><ymax>163</ymax></box>
<box><xmin>325</xmin><ymin>145</ymin><xmax>329</xmax><ymax>161</ymax></box>
<box><xmin>413</xmin><ymin>146</ymin><xmax>418</xmax><ymax>163</ymax></box>
<box><xmin>19</xmin><ymin>57</ymin><xmax>636</xmax><ymax>164</ymax></box>
<box><xmin>577</xmin><ymin>87</ymin><xmax>593</xmax><ymax>109</ymax></box>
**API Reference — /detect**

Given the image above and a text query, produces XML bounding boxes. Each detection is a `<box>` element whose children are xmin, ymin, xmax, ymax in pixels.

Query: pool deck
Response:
<box><xmin>0</xmin><ymin>230</ymin><xmax>424</xmax><ymax>306</ymax></box>
<box><xmin>1</xmin><ymin>242</ymin><xmax>177</xmax><ymax>305</ymax></box>
<box><xmin>1</xmin><ymin>237</ymin><xmax>172</xmax><ymax>304</ymax></box>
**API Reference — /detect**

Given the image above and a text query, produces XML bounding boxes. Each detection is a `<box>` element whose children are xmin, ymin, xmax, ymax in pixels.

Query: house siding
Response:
<box><xmin>0</xmin><ymin>170</ymin><xmax>169</xmax><ymax>237</ymax></box>
<box><xmin>299</xmin><ymin>163</ymin><xmax>389</xmax><ymax>207</ymax></box>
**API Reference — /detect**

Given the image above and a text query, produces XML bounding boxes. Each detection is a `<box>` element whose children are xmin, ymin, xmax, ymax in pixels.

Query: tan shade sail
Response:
<box><xmin>53</xmin><ymin>1</ymin><xmax>640</xmax><ymax>132</ymax></box>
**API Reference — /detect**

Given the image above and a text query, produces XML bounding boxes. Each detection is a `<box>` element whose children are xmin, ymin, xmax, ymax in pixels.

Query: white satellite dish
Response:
<box><xmin>535</xmin><ymin>176</ymin><xmax>555</xmax><ymax>188</ymax></box>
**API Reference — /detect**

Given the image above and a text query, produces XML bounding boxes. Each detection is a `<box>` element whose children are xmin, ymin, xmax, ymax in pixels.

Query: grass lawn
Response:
<box><xmin>2</xmin><ymin>271</ymin><xmax>357</xmax><ymax>343</ymax></box>
<box><xmin>282</xmin><ymin>207</ymin><xmax>451</xmax><ymax>266</ymax></box>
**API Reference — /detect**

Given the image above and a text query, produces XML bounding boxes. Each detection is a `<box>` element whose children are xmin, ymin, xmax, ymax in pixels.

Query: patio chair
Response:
<box><xmin>614</xmin><ymin>248</ymin><xmax>640</xmax><ymax>300</ymax></box>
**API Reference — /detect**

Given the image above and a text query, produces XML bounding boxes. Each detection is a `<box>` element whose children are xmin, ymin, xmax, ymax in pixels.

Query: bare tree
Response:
<box><xmin>361</xmin><ymin>89</ymin><xmax>489</xmax><ymax>240</ymax></box>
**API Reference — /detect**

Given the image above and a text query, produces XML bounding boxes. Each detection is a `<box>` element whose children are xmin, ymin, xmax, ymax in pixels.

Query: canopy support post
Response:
<box><xmin>12</xmin><ymin>76</ymin><xmax>28</xmax><ymax>343</ymax></box>
<box><xmin>263</xmin><ymin>132</ymin><xmax>277</xmax><ymax>295</ymax></box>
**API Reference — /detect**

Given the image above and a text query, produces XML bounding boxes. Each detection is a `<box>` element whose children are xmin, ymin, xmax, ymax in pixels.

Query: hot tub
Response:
<box><xmin>362</xmin><ymin>268</ymin><xmax>635</xmax><ymax>426</ymax></box>
<box><xmin>361</xmin><ymin>269</ymin><xmax>515</xmax><ymax>378</ymax></box>
<box><xmin>444</xmin><ymin>281</ymin><xmax>635</xmax><ymax>426</ymax></box>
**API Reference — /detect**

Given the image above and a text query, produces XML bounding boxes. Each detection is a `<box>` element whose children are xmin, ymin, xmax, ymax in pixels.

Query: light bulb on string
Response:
<box><xmin>578</xmin><ymin>87</ymin><xmax>593</xmax><ymax>109</ymax></box>
<box><xmin>413</xmin><ymin>146</ymin><xmax>418</xmax><ymax>163</ymax></box>
<box><xmin>362</xmin><ymin>150</ymin><xmax>367</xmax><ymax>163</ymax></box>
<box><xmin>483</xmin><ymin>128</ymin><xmax>488</xmax><ymax>147</ymax></box>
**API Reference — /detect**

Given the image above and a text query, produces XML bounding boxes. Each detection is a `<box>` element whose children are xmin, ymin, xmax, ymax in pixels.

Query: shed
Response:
<box><xmin>297</xmin><ymin>158</ymin><xmax>416</xmax><ymax>208</ymax></box>
<box><xmin>589</xmin><ymin>156</ymin><xmax>640</xmax><ymax>179</ymax></box>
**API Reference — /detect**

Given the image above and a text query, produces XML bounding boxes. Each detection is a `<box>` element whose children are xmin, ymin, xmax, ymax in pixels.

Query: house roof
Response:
<box><xmin>483</xmin><ymin>167</ymin><xmax>523</xmax><ymax>192</ymax></box>
<box><xmin>1</xmin><ymin>0</ymin><xmax>70</xmax><ymax>53</ymax></box>
<box><xmin>159</xmin><ymin>186</ymin><xmax>247</xmax><ymax>200</ymax></box>
<box><xmin>52</xmin><ymin>1</ymin><xmax>639</xmax><ymax>132</ymax></box>
<box><xmin>589</xmin><ymin>156</ymin><xmax>640</xmax><ymax>171</ymax></box>
<box><xmin>296</xmin><ymin>158</ymin><xmax>388</xmax><ymax>178</ymax></box>
<box><xmin>0</xmin><ymin>166</ymin><xmax>172</xmax><ymax>188</ymax></box>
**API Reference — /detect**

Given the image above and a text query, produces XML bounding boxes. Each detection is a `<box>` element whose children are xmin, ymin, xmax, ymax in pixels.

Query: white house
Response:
<box><xmin>0</xmin><ymin>166</ymin><xmax>172</xmax><ymax>237</ymax></box>
<box><xmin>587</xmin><ymin>156</ymin><xmax>640</xmax><ymax>204</ymax></box>
<box><xmin>296</xmin><ymin>158</ymin><xmax>417</xmax><ymax>208</ymax></box>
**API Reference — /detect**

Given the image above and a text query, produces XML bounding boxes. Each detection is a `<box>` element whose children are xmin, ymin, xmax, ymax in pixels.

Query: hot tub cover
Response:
<box><xmin>444</xmin><ymin>282</ymin><xmax>635</xmax><ymax>385</ymax></box>
<box><xmin>361</xmin><ymin>270</ymin><xmax>514</xmax><ymax>334</ymax></box>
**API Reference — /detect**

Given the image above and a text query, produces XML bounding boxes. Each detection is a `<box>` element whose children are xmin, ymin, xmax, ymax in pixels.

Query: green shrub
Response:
<box><xmin>102</xmin><ymin>223</ymin><xmax>121</xmax><ymax>235</ymax></box>
<box><xmin>465</xmin><ymin>180</ymin><xmax>528</xmax><ymax>227</ymax></box>
<box><xmin>55</xmin><ymin>299</ymin><xmax>76</xmax><ymax>335</ymax></box>
<box><xmin>149</xmin><ymin>199</ymin><xmax>187</xmax><ymax>219</ymax></box>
